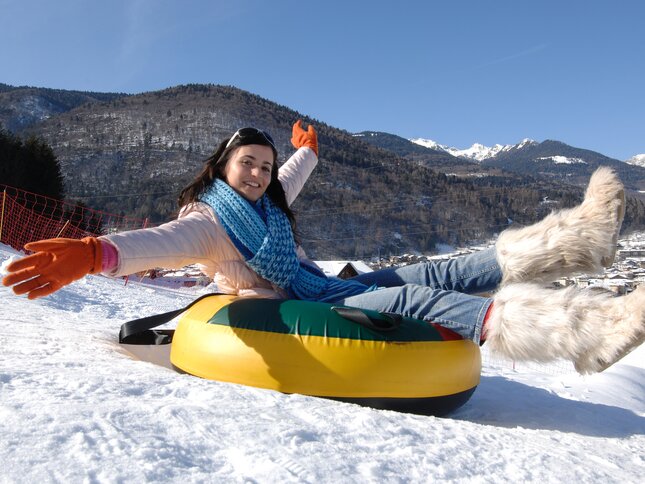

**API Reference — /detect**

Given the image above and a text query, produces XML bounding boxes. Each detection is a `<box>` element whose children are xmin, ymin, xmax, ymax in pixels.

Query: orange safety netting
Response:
<box><xmin>0</xmin><ymin>185</ymin><xmax>148</xmax><ymax>252</ymax></box>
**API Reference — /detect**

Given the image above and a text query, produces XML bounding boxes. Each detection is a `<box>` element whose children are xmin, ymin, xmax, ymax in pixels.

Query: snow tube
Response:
<box><xmin>170</xmin><ymin>295</ymin><xmax>481</xmax><ymax>416</ymax></box>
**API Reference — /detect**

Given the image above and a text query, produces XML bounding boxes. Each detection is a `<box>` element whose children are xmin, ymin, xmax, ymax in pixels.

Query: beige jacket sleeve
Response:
<box><xmin>279</xmin><ymin>147</ymin><xmax>318</xmax><ymax>206</ymax></box>
<box><xmin>100</xmin><ymin>208</ymin><xmax>223</xmax><ymax>277</ymax></box>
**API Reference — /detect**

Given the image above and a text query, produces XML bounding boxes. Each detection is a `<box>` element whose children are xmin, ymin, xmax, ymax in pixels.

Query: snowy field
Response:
<box><xmin>0</xmin><ymin>242</ymin><xmax>643</xmax><ymax>483</ymax></box>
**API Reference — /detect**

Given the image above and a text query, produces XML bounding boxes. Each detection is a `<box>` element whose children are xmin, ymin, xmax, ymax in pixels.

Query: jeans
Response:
<box><xmin>330</xmin><ymin>247</ymin><xmax>501</xmax><ymax>342</ymax></box>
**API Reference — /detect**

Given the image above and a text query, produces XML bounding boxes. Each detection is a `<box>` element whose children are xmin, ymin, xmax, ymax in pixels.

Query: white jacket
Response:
<box><xmin>101</xmin><ymin>147</ymin><xmax>318</xmax><ymax>298</ymax></box>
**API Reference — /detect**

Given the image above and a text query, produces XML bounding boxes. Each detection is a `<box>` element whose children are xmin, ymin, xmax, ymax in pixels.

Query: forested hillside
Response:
<box><xmin>3</xmin><ymin>83</ymin><xmax>644</xmax><ymax>259</ymax></box>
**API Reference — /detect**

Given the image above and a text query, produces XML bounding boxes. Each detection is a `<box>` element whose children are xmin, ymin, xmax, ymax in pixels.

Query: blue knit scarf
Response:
<box><xmin>200</xmin><ymin>179</ymin><xmax>374</xmax><ymax>302</ymax></box>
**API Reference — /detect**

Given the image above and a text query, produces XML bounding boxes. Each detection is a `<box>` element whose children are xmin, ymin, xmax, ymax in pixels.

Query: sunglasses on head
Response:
<box><xmin>225</xmin><ymin>127</ymin><xmax>276</xmax><ymax>151</ymax></box>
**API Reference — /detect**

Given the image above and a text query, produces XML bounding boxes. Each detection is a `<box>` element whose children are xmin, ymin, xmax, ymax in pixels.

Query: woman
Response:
<box><xmin>3</xmin><ymin>121</ymin><xmax>643</xmax><ymax>374</ymax></box>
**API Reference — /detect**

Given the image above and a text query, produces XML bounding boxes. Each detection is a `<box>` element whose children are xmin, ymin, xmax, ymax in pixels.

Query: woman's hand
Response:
<box><xmin>291</xmin><ymin>120</ymin><xmax>318</xmax><ymax>156</ymax></box>
<box><xmin>2</xmin><ymin>237</ymin><xmax>102</xmax><ymax>299</ymax></box>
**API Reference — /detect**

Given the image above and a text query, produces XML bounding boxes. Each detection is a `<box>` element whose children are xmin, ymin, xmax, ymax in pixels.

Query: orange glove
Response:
<box><xmin>2</xmin><ymin>237</ymin><xmax>102</xmax><ymax>299</ymax></box>
<box><xmin>291</xmin><ymin>120</ymin><xmax>318</xmax><ymax>156</ymax></box>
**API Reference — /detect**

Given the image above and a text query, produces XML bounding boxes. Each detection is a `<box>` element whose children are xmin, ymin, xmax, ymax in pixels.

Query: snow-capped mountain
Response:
<box><xmin>626</xmin><ymin>154</ymin><xmax>645</xmax><ymax>168</ymax></box>
<box><xmin>404</xmin><ymin>136</ymin><xmax>645</xmax><ymax>191</ymax></box>
<box><xmin>408</xmin><ymin>138</ymin><xmax>453</xmax><ymax>153</ymax></box>
<box><xmin>412</xmin><ymin>137</ymin><xmax>645</xmax><ymax>172</ymax></box>
<box><xmin>410</xmin><ymin>138</ymin><xmax>537</xmax><ymax>162</ymax></box>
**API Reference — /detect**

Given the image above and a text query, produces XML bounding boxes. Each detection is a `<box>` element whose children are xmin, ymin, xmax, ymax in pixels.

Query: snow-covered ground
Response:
<box><xmin>1</xmin><ymin>242</ymin><xmax>643</xmax><ymax>483</ymax></box>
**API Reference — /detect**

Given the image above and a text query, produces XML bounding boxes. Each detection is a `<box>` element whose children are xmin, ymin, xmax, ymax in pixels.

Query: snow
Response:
<box><xmin>409</xmin><ymin>138</ymin><xmax>451</xmax><ymax>152</ymax></box>
<box><xmin>1</xmin><ymin>242</ymin><xmax>644</xmax><ymax>482</ymax></box>
<box><xmin>410</xmin><ymin>138</ymin><xmax>537</xmax><ymax>162</ymax></box>
<box><xmin>626</xmin><ymin>154</ymin><xmax>645</xmax><ymax>168</ymax></box>
<box><xmin>536</xmin><ymin>155</ymin><xmax>587</xmax><ymax>165</ymax></box>
<box><xmin>454</xmin><ymin>143</ymin><xmax>505</xmax><ymax>162</ymax></box>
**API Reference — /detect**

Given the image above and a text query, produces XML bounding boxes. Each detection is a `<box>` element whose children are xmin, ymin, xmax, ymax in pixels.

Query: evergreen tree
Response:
<box><xmin>0</xmin><ymin>130</ymin><xmax>24</xmax><ymax>187</ymax></box>
<box><xmin>0</xmin><ymin>130</ymin><xmax>65</xmax><ymax>200</ymax></box>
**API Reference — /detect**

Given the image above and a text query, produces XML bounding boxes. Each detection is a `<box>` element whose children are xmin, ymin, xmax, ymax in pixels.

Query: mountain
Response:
<box><xmin>482</xmin><ymin>140</ymin><xmax>645</xmax><ymax>190</ymax></box>
<box><xmin>354</xmin><ymin>131</ymin><xmax>478</xmax><ymax>171</ymax></box>
<box><xmin>357</xmin><ymin>132</ymin><xmax>580</xmax><ymax>189</ymax></box>
<box><xmin>0</xmin><ymin>84</ymin><xmax>126</xmax><ymax>132</ymax></box>
<box><xmin>626</xmin><ymin>154</ymin><xmax>645</xmax><ymax>168</ymax></box>
<box><xmin>411</xmin><ymin>137</ymin><xmax>645</xmax><ymax>191</ymax></box>
<box><xmin>2</xmin><ymin>82</ymin><xmax>645</xmax><ymax>258</ymax></box>
<box><xmin>355</xmin><ymin>131</ymin><xmax>532</xmax><ymax>184</ymax></box>
<box><xmin>411</xmin><ymin>138</ymin><xmax>537</xmax><ymax>162</ymax></box>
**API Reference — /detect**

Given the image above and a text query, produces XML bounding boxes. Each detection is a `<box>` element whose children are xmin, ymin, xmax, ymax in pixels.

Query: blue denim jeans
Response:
<box><xmin>330</xmin><ymin>247</ymin><xmax>501</xmax><ymax>343</ymax></box>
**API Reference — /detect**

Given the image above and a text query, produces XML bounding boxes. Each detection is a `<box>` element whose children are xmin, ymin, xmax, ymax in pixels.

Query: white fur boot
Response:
<box><xmin>496</xmin><ymin>167</ymin><xmax>625</xmax><ymax>286</ymax></box>
<box><xmin>484</xmin><ymin>283</ymin><xmax>645</xmax><ymax>374</ymax></box>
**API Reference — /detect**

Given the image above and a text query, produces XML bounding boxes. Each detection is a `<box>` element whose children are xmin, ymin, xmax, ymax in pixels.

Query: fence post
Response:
<box><xmin>0</xmin><ymin>189</ymin><xmax>6</xmax><ymax>243</ymax></box>
<box><xmin>56</xmin><ymin>220</ymin><xmax>70</xmax><ymax>238</ymax></box>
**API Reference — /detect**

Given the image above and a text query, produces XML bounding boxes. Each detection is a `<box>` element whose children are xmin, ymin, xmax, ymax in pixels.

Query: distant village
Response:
<box><xmin>361</xmin><ymin>231</ymin><xmax>645</xmax><ymax>295</ymax></box>
<box><xmin>563</xmin><ymin>231</ymin><xmax>645</xmax><ymax>294</ymax></box>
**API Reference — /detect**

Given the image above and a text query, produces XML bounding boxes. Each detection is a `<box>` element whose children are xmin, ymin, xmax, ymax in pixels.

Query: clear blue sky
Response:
<box><xmin>1</xmin><ymin>0</ymin><xmax>643</xmax><ymax>159</ymax></box>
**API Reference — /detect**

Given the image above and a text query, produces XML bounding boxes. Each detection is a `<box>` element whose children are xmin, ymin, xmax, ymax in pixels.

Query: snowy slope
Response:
<box><xmin>1</xmin><ymin>243</ymin><xmax>643</xmax><ymax>483</ymax></box>
<box><xmin>535</xmin><ymin>155</ymin><xmax>587</xmax><ymax>165</ymax></box>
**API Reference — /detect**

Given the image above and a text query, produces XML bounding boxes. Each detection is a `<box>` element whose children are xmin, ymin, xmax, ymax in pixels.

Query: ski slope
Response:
<box><xmin>1</xmin><ymin>243</ymin><xmax>643</xmax><ymax>483</ymax></box>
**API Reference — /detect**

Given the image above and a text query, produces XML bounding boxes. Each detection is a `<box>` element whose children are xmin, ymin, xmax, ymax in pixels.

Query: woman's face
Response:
<box><xmin>223</xmin><ymin>144</ymin><xmax>275</xmax><ymax>202</ymax></box>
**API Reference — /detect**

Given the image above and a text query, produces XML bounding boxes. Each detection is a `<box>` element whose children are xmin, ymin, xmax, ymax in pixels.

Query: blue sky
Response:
<box><xmin>1</xmin><ymin>0</ymin><xmax>643</xmax><ymax>159</ymax></box>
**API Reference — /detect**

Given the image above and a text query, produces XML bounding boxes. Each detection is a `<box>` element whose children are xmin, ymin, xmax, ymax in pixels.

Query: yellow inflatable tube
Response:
<box><xmin>170</xmin><ymin>295</ymin><xmax>481</xmax><ymax>415</ymax></box>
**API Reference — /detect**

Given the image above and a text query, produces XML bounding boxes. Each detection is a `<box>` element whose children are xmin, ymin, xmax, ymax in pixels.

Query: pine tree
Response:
<box><xmin>0</xmin><ymin>130</ymin><xmax>24</xmax><ymax>187</ymax></box>
<box><xmin>0</xmin><ymin>130</ymin><xmax>65</xmax><ymax>200</ymax></box>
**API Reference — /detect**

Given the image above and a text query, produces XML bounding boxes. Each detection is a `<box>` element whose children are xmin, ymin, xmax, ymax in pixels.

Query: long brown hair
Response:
<box><xmin>178</xmin><ymin>130</ymin><xmax>298</xmax><ymax>232</ymax></box>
